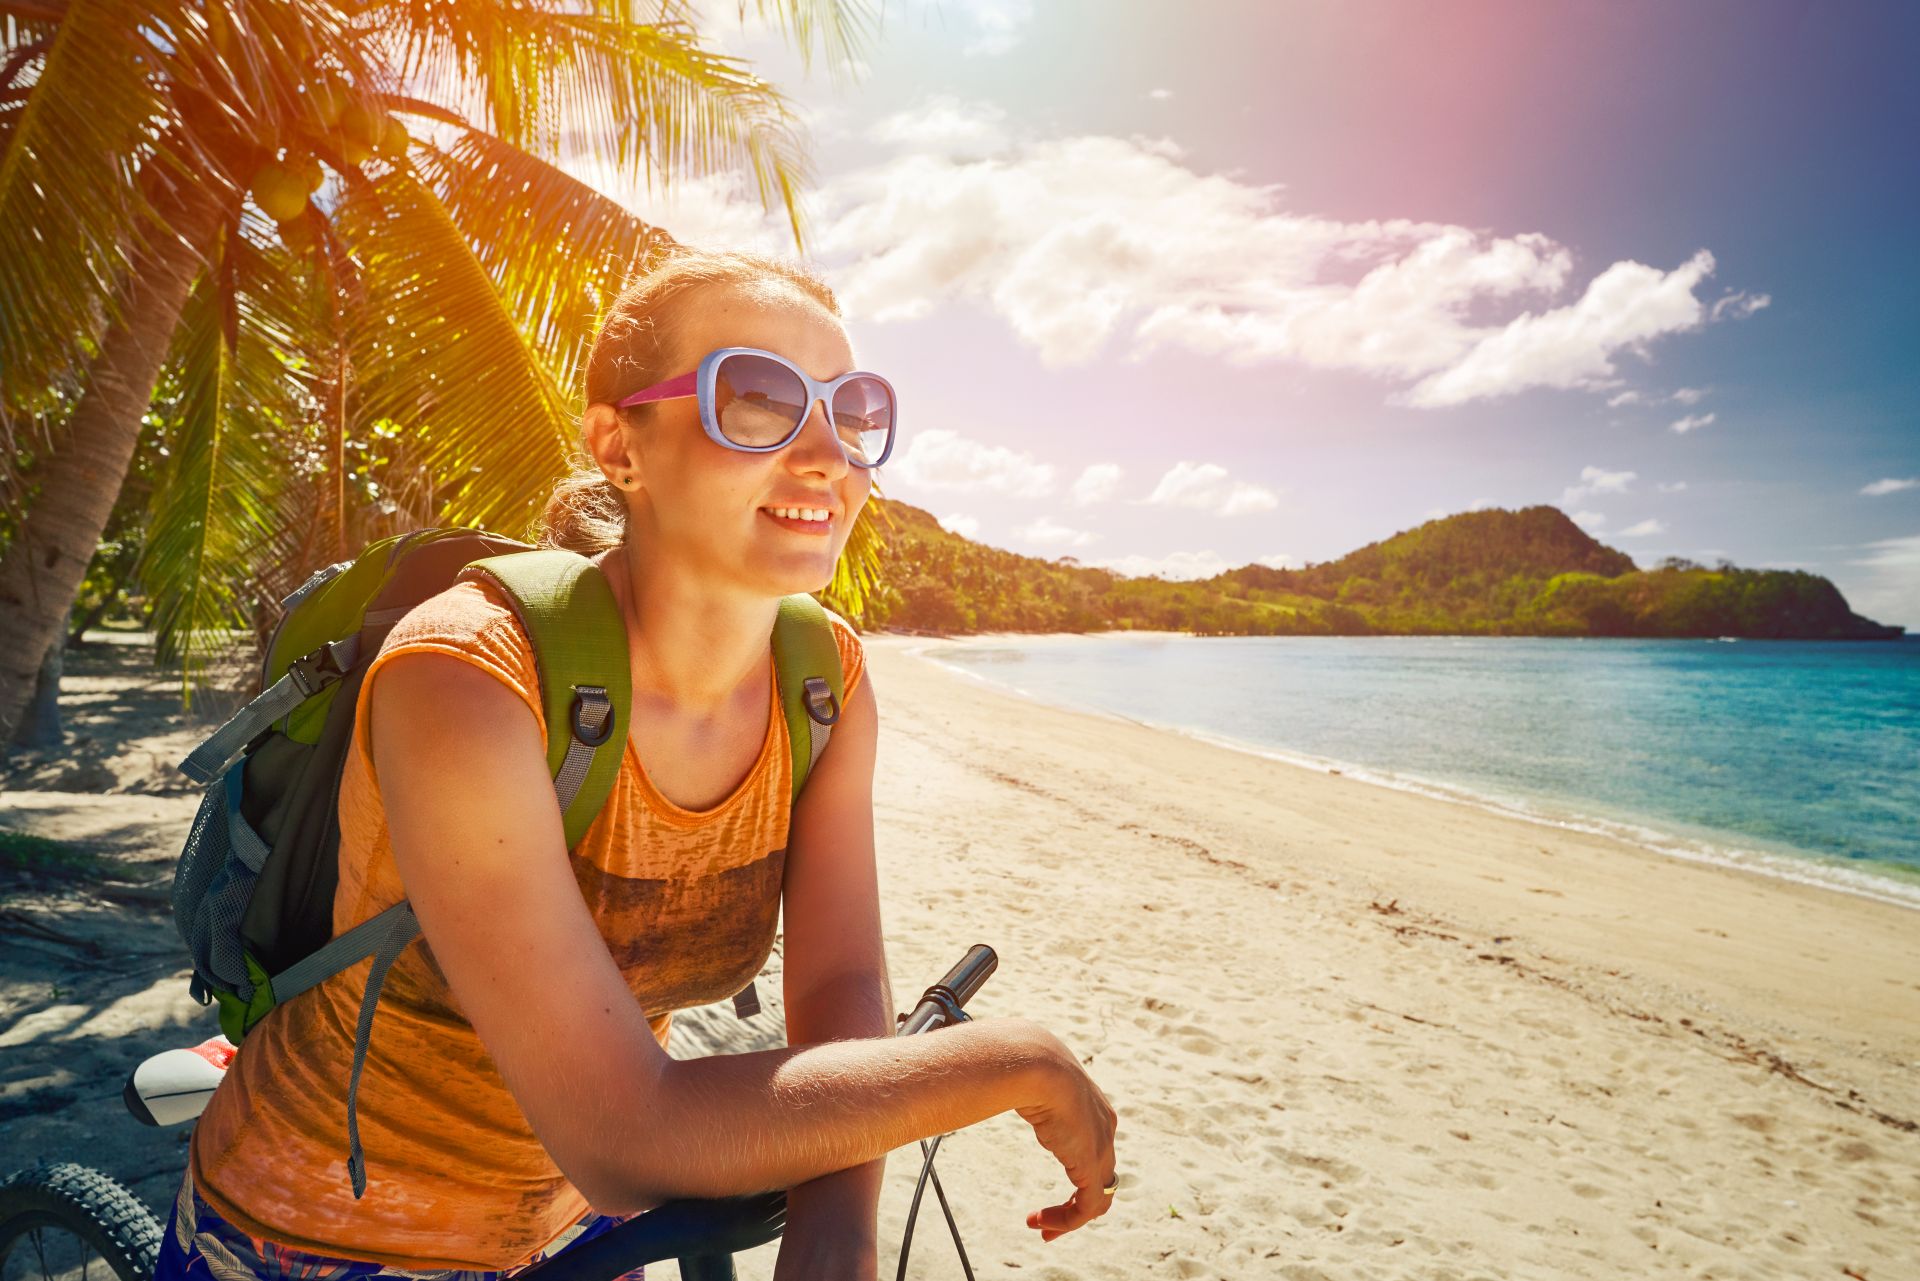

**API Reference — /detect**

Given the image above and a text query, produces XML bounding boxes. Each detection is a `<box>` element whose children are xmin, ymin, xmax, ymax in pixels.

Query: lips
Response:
<box><xmin>760</xmin><ymin>507</ymin><xmax>834</xmax><ymax>535</ymax></box>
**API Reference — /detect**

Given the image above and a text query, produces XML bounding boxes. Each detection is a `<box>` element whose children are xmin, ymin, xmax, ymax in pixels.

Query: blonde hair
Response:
<box><xmin>536</xmin><ymin>245</ymin><xmax>844</xmax><ymax>554</ymax></box>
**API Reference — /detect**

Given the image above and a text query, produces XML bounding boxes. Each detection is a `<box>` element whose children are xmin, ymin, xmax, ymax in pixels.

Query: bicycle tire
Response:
<box><xmin>0</xmin><ymin>1162</ymin><xmax>162</xmax><ymax>1281</ymax></box>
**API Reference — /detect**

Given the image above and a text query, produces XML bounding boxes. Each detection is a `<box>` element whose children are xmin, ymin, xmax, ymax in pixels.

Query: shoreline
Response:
<box><xmin>898</xmin><ymin>628</ymin><xmax>1920</xmax><ymax>915</ymax></box>
<box><xmin>856</xmin><ymin>632</ymin><xmax>1919</xmax><ymax>1276</ymax></box>
<box><xmin>863</xmin><ymin>630</ymin><xmax>1920</xmax><ymax>1072</ymax></box>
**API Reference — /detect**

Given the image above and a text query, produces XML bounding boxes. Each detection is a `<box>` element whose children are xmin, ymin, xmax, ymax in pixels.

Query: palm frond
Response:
<box><xmin>413</xmin><ymin>128</ymin><xmax>676</xmax><ymax>394</ymax></box>
<box><xmin>0</xmin><ymin>0</ymin><xmax>375</xmax><ymax>400</ymax></box>
<box><xmin>692</xmin><ymin>0</ymin><xmax>879</xmax><ymax>88</ymax></box>
<box><xmin>819</xmin><ymin>490</ymin><xmax>893</xmax><ymax>624</ymax></box>
<box><xmin>0</xmin><ymin>0</ymin><xmax>179</xmax><ymax>392</ymax></box>
<box><xmin>330</xmin><ymin>161</ymin><xmax>576</xmax><ymax>538</ymax></box>
<box><xmin>136</xmin><ymin>213</ymin><xmax>295</xmax><ymax>705</ymax></box>
<box><xmin>367</xmin><ymin>3</ymin><xmax>832</xmax><ymax>250</ymax></box>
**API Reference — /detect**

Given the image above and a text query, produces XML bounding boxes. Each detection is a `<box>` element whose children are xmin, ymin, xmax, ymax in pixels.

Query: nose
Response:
<box><xmin>787</xmin><ymin>395</ymin><xmax>853</xmax><ymax>479</ymax></box>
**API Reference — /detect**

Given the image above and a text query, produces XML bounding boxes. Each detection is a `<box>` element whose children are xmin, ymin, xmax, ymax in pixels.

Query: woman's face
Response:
<box><xmin>596</xmin><ymin>283</ymin><xmax>874</xmax><ymax>599</ymax></box>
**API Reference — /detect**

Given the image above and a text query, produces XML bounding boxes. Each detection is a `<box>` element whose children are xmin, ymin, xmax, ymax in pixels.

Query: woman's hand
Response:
<box><xmin>1012</xmin><ymin>1025</ymin><xmax>1120</xmax><ymax>1242</ymax></box>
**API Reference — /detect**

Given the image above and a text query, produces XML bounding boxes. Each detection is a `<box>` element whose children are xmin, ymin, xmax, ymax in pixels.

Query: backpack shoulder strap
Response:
<box><xmin>772</xmin><ymin>593</ymin><xmax>846</xmax><ymax>807</ymax></box>
<box><xmin>456</xmin><ymin>550</ymin><xmax>631</xmax><ymax>849</ymax></box>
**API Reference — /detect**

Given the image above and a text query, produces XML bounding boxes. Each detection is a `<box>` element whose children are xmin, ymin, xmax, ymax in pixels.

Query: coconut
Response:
<box><xmin>376</xmin><ymin>115</ymin><xmax>410</xmax><ymax>158</ymax></box>
<box><xmin>251</xmin><ymin>163</ymin><xmax>310</xmax><ymax>223</ymax></box>
<box><xmin>286</xmin><ymin>153</ymin><xmax>324</xmax><ymax>194</ymax></box>
<box><xmin>305</xmin><ymin>79</ymin><xmax>350</xmax><ymax>129</ymax></box>
<box><xmin>341</xmin><ymin>101</ymin><xmax>381</xmax><ymax>148</ymax></box>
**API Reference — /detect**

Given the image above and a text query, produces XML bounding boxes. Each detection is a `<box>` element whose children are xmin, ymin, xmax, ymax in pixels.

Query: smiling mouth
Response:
<box><xmin>760</xmin><ymin>507</ymin><xmax>834</xmax><ymax>534</ymax></box>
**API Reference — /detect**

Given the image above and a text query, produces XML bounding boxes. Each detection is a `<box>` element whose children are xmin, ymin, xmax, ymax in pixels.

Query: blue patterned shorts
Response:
<box><xmin>153</xmin><ymin>1167</ymin><xmax>645</xmax><ymax>1281</ymax></box>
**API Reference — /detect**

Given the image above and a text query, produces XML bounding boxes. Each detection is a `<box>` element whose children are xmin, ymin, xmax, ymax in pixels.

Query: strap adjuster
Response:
<box><xmin>570</xmin><ymin>686</ymin><xmax>615</xmax><ymax>747</ymax></box>
<box><xmin>801</xmin><ymin>676</ymin><xmax>840</xmax><ymax>726</ymax></box>
<box><xmin>286</xmin><ymin>638</ymin><xmax>354</xmax><ymax>698</ymax></box>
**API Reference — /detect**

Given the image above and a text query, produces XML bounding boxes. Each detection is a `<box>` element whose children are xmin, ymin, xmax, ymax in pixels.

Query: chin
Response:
<box><xmin>748</xmin><ymin>555</ymin><xmax>838</xmax><ymax>600</ymax></box>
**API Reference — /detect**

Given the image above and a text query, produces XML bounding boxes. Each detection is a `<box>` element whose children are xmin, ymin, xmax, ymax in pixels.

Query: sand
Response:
<box><xmin>3</xmin><ymin>629</ymin><xmax>1916</xmax><ymax>1280</ymax></box>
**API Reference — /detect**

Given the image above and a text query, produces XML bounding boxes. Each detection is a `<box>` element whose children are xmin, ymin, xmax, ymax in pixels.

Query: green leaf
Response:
<box><xmin>330</xmin><ymin>162</ymin><xmax>576</xmax><ymax>537</ymax></box>
<box><xmin>136</xmin><ymin>214</ymin><xmax>299</xmax><ymax>704</ymax></box>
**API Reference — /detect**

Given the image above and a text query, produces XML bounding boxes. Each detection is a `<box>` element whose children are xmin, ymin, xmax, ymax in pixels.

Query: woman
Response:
<box><xmin>156</xmin><ymin>247</ymin><xmax>1118</xmax><ymax>1281</ymax></box>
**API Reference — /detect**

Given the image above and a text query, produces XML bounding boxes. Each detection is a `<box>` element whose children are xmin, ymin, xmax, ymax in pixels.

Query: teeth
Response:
<box><xmin>770</xmin><ymin>507</ymin><xmax>830</xmax><ymax>521</ymax></box>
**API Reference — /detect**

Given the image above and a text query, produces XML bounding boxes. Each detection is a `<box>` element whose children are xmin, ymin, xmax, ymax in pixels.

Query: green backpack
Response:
<box><xmin>168</xmin><ymin>527</ymin><xmax>847</xmax><ymax>1197</ymax></box>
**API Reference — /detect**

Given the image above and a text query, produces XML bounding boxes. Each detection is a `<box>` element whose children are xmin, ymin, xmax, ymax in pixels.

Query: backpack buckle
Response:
<box><xmin>569</xmin><ymin>686</ymin><xmax>615</xmax><ymax>747</ymax></box>
<box><xmin>287</xmin><ymin>638</ymin><xmax>354</xmax><ymax>698</ymax></box>
<box><xmin>801</xmin><ymin>676</ymin><xmax>840</xmax><ymax>726</ymax></box>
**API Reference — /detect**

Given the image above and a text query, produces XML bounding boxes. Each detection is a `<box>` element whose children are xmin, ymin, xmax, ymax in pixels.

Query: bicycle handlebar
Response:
<box><xmin>513</xmin><ymin>945</ymin><xmax>999</xmax><ymax>1281</ymax></box>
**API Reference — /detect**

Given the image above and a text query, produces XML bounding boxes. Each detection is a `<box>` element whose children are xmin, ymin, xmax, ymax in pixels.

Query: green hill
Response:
<box><xmin>860</xmin><ymin>501</ymin><xmax>1903</xmax><ymax>640</ymax></box>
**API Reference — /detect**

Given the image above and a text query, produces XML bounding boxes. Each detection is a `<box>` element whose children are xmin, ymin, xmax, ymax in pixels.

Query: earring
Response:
<box><xmin>618</xmin><ymin>475</ymin><xmax>634</xmax><ymax>488</ymax></box>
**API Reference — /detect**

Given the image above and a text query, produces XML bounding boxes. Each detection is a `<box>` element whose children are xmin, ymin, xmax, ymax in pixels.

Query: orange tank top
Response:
<box><xmin>187</xmin><ymin>575</ymin><xmax>866</xmax><ymax>1271</ymax></box>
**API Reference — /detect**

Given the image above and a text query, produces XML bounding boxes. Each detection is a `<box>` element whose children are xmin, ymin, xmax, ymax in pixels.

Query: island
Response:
<box><xmin>862</xmin><ymin>502</ymin><xmax>1904</xmax><ymax>639</ymax></box>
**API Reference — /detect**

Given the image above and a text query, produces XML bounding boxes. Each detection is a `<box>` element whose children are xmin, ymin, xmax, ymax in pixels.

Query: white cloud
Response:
<box><xmin>1144</xmin><ymin>461</ymin><xmax>1278</xmax><ymax>516</ymax></box>
<box><xmin>868</xmin><ymin>96</ymin><xmax>1009</xmax><ymax>156</ymax></box>
<box><xmin>1088</xmin><ymin>549</ymin><xmax>1224</xmax><ymax>579</ymax></box>
<box><xmin>1403</xmin><ymin>250</ymin><xmax>1725</xmax><ymax>408</ymax></box>
<box><xmin>1862</xmin><ymin>477</ymin><xmax>1919</xmax><ymax>497</ymax></box>
<box><xmin>1560</xmin><ymin>465</ymin><xmax>1636</xmax><ymax>506</ymax></box>
<box><xmin>1086</xmin><ymin>548</ymin><xmax>1295</xmax><ymax>580</ymax></box>
<box><xmin>1572</xmin><ymin>510</ymin><xmax>1607</xmax><ymax>530</ymax></box>
<box><xmin>1656</xmin><ymin>480</ymin><xmax>1689</xmax><ymax>494</ymax></box>
<box><xmin>948</xmin><ymin>0</ymin><xmax>1034</xmax><ymax>57</ymax></box>
<box><xmin>939</xmin><ymin>512</ymin><xmax>980</xmax><ymax>538</ymax></box>
<box><xmin>1617</xmin><ymin>518</ymin><xmax>1667</xmax><ymax>537</ymax></box>
<box><xmin>1070</xmin><ymin>462</ymin><xmax>1123</xmax><ymax>506</ymax></box>
<box><xmin>1018</xmin><ymin>516</ymin><xmax>1097</xmax><ymax>549</ymax></box>
<box><xmin>579</xmin><ymin>97</ymin><xmax>1759</xmax><ymax>407</ymax></box>
<box><xmin>1670</xmin><ymin>412</ymin><xmax>1717</xmax><ymax>434</ymax></box>
<box><xmin>891</xmin><ymin>428</ymin><xmax>1054</xmax><ymax>496</ymax></box>
<box><xmin>1607</xmin><ymin>385</ymin><xmax>1709</xmax><ymax>410</ymax></box>
<box><xmin>1710</xmin><ymin>292</ymin><xmax>1771</xmax><ymax>321</ymax></box>
<box><xmin>1843</xmin><ymin>534</ymin><xmax>1920</xmax><ymax>628</ymax></box>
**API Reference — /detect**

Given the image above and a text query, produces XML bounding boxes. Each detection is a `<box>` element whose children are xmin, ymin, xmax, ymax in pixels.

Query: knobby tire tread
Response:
<box><xmin>0</xmin><ymin>1161</ymin><xmax>163</xmax><ymax>1281</ymax></box>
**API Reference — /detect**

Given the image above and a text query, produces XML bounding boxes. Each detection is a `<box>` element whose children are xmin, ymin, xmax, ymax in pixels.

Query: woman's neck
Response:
<box><xmin>597</xmin><ymin>542</ymin><xmax>776</xmax><ymax>716</ymax></box>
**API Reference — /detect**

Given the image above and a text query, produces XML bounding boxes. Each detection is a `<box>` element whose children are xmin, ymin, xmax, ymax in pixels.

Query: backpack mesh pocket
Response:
<box><xmin>172</xmin><ymin>765</ymin><xmax>273</xmax><ymax>1002</ymax></box>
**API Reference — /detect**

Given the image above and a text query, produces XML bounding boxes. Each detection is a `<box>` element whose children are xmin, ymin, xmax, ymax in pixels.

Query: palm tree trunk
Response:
<box><xmin>0</xmin><ymin>174</ymin><xmax>232</xmax><ymax>751</ymax></box>
<box><xmin>11</xmin><ymin>627</ymin><xmax>66</xmax><ymax>751</ymax></box>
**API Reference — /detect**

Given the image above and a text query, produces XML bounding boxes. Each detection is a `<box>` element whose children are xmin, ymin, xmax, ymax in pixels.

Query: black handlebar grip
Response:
<box><xmin>938</xmin><ymin>944</ymin><xmax>997</xmax><ymax>1009</ymax></box>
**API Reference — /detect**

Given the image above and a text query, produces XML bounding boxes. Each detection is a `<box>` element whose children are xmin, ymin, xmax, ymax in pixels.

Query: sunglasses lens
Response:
<box><xmin>714</xmin><ymin>353</ymin><xmax>808</xmax><ymax>448</ymax></box>
<box><xmin>711</xmin><ymin>352</ymin><xmax>895</xmax><ymax>465</ymax></box>
<box><xmin>831</xmin><ymin>377</ymin><xmax>895</xmax><ymax>466</ymax></box>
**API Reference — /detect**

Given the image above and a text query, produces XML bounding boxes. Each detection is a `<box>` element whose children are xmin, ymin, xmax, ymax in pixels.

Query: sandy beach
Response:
<box><xmin>4</xmin><ymin>629</ymin><xmax>1917</xmax><ymax>1280</ymax></box>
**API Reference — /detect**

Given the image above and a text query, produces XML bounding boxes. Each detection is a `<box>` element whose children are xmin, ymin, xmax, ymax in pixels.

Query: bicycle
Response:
<box><xmin>1</xmin><ymin>946</ymin><xmax>999</xmax><ymax>1281</ymax></box>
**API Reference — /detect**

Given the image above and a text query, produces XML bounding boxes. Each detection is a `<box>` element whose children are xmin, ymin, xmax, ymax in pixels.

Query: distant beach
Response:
<box><xmin>913</xmin><ymin>630</ymin><xmax>1920</xmax><ymax>912</ymax></box>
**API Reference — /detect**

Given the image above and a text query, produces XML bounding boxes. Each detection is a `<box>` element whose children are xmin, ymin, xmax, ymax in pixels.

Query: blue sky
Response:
<box><xmin>568</xmin><ymin>0</ymin><xmax>1920</xmax><ymax>626</ymax></box>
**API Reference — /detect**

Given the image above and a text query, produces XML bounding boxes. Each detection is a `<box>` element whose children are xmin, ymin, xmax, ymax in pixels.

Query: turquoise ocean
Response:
<box><xmin>919</xmin><ymin>634</ymin><xmax>1920</xmax><ymax>910</ymax></box>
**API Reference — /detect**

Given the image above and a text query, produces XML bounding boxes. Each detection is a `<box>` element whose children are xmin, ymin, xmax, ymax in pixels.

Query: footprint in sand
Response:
<box><xmin>1174</xmin><ymin>1022</ymin><xmax>1221</xmax><ymax>1055</ymax></box>
<box><xmin>1265</xmin><ymin>1144</ymin><xmax>1363</xmax><ymax>1184</ymax></box>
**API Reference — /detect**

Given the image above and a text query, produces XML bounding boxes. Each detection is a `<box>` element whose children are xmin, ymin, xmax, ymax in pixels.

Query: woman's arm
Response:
<box><xmin>775</xmin><ymin>670</ymin><xmax>889</xmax><ymax>1259</ymax></box>
<box><xmin>370</xmin><ymin>652</ymin><xmax>1114</xmax><ymax>1231</ymax></box>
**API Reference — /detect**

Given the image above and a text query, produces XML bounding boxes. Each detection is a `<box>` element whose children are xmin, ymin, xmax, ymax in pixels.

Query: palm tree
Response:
<box><xmin>0</xmin><ymin>0</ymin><xmax>889</xmax><ymax>744</ymax></box>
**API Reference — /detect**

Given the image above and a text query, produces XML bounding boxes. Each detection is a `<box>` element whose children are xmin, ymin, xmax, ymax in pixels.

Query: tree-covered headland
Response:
<box><xmin>861</xmin><ymin>502</ymin><xmax>1903</xmax><ymax>640</ymax></box>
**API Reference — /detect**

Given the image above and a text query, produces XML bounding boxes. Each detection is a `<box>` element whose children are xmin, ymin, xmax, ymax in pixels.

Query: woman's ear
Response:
<box><xmin>584</xmin><ymin>402</ymin><xmax>643</xmax><ymax>491</ymax></box>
